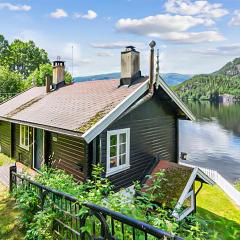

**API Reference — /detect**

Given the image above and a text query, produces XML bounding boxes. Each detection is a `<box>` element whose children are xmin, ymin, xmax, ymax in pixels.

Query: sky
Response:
<box><xmin>0</xmin><ymin>0</ymin><xmax>240</xmax><ymax>76</ymax></box>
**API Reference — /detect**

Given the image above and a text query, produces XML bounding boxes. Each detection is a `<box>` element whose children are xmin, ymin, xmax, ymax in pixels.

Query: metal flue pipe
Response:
<box><xmin>149</xmin><ymin>40</ymin><xmax>156</xmax><ymax>91</ymax></box>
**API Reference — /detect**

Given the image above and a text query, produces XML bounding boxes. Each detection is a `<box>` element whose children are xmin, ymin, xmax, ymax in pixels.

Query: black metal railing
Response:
<box><xmin>9</xmin><ymin>166</ymin><xmax>183</xmax><ymax>240</ymax></box>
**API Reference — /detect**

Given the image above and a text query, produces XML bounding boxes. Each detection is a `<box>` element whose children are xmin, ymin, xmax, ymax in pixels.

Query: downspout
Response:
<box><xmin>149</xmin><ymin>40</ymin><xmax>156</xmax><ymax>92</ymax></box>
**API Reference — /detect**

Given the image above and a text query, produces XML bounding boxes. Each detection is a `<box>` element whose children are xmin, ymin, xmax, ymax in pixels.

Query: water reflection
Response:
<box><xmin>179</xmin><ymin>101</ymin><xmax>240</xmax><ymax>183</ymax></box>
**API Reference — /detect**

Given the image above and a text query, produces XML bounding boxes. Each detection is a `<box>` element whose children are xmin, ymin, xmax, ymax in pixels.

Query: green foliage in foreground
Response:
<box><xmin>12</xmin><ymin>165</ymin><xmax>211</xmax><ymax>240</ymax></box>
<box><xmin>174</xmin><ymin>74</ymin><xmax>240</xmax><ymax>101</ymax></box>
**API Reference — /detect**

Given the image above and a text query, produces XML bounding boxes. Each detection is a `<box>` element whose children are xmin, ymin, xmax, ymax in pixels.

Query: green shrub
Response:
<box><xmin>24</xmin><ymin>209</ymin><xmax>56</xmax><ymax>240</ymax></box>
<box><xmin>13</xmin><ymin>165</ymin><xmax>209</xmax><ymax>240</ymax></box>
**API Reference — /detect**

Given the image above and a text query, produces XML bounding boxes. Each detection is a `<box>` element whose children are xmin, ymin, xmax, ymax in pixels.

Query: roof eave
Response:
<box><xmin>0</xmin><ymin>116</ymin><xmax>83</xmax><ymax>139</ymax></box>
<box><xmin>196</xmin><ymin>168</ymin><xmax>215</xmax><ymax>185</ymax></box>
<box><xmin>158</xmin><ymin>77</ymin><xmax>196</xmax><ymax>121</ymax></box>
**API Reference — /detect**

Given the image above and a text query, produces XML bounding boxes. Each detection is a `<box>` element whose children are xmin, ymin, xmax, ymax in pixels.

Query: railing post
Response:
<box><xmin>9</xmin><ymin>165</ymin><xmax>17</xmax><ymax>193</ymax></box>
<box><xmin>40</xmin><ymin>190</ymin><xmax>48</xmax><ymax>210</ymax></box>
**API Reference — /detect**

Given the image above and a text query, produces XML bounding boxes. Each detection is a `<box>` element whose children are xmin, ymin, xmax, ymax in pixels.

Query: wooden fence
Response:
<box><xmin>180</xmin><ymin>162</ymin><xmax>240</xmax><ymax>206</ymax></box>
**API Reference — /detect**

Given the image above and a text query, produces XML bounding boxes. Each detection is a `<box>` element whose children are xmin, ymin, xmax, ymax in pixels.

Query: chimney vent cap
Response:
<box><xmin>149</xmin><ymin>40</ymin><xmax>156</xmax><ymax>49</ymax></box>
<box><xmin>125</xmin><ymin>46</ymin><xmax>136</xmax><ymax>51</ymax></box>
<box><xmin>53</xmin><ymin>60</ymin><xmax>65</xmax><ymax>67</ymax></box>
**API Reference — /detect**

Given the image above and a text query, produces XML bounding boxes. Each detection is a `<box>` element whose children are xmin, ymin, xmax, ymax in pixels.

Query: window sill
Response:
<box><xmin>19</xmin><ymin>145</ymin><xmax>29</xmax><ymax>151</ymax></box>
<box><xmin>106</xmin><ymin>165</ymin><xmax>130</xmax><ymax>177</ymax></box>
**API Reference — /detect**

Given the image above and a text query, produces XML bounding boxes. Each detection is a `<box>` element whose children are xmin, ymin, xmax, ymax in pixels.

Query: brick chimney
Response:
<box><xmin>120</xmin><ymin>46</ymin><xmax>141</xmax><ymax>86</ymax></box>
<box><xmin>52</xmin><ymin>60</ymin><xmax>65</xmax><ymax>90</ymax></box>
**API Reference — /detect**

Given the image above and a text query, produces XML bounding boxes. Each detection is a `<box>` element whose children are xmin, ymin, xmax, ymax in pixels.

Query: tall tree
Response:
<box><xmin>0</xmin><ymin>35</ymin><xmax>9</xmax><ymax>66</ymax></box>
<box><xmin>0</xmin><ymin>66</ymin><xmax>23</xmax><ymax>102</ymax></box>
<box><xmin>27</xmin><ymin>63</ymin><xmax>73</xmax><ymax>86</ymax></box>
<box><xmin>8</xmin><ymin>40</ymin><xmax>50</xmax><ymax>78</ymax></box>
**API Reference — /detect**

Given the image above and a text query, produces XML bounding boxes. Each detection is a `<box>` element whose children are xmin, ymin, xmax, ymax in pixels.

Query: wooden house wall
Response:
<box><xmin>0</xmin><ymin>121</ymin><xmax>11</xmax><ymax>156</ymax></box>
<box><xmin>0</xmin><ymin>121</ymin><xmax>33</xmax><ymax>166</ymax></box>
<box><xmin>13</xmin><ymin>124</ymin><xmax>33</xmax><ymax>167</ymax></box>
<box><xmin>47</xmin><ymin>132</ymin><xmax>88</xmax><ymax>182</ymax></box>
<box><xmin>99</xmin><ymin>96</ymin><xmax>178</xmax><ymax>189</ymax></box>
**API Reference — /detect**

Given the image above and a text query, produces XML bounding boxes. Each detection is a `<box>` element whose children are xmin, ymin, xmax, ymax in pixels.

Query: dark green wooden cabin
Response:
<box><xmin>0</xmin><ymin>47</ymin><xmax>195</xmax><ymax>188</ymax></box>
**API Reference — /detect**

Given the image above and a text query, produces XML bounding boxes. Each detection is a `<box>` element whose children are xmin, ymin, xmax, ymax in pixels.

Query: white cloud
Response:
<box><xmin>229</xmin><ymin>10</ymin><xmax>240</xmax><ymax>27</ymax></box>
<box><xmin>75</xmin><ymin>10</ymin><xmax>97</xmax><ymax>20</ymax></box>
<box><xmin>116</xmin><ymin>14</ymin><xmax>212</xmax><ymax>34</ymax></box>
<box><xmin>0</xmin><ymin>2</ymin><xmax>31</xmax><ymax>11</ymax></box>
<box><xmin>192</xmin><ymin>43</ymin><xmax>240</xmax><ymax>56</ymax></box>
<box><xmin>96</xmin><ymin>52</ymin><xmax>114</xmax><ymax>57</ymax></box>
<box><xmin>50</xmin><ymin>9</ymin><xmax>68</xmax><ymax>19</ymax></box>
<box><xmin>153</xmin><ymin>31</ymin><xmax>224</xmax><ymax>43</ymax></box>
<box><xmin>91</xmin><ymin>41</ymin><xmax>145</xmax><ymax>49</ymax></box>
<box><xmin>116</xmin><ymin>14</ymin><xmax>224</xmax><ymax>43</ymax></box>
<box><xmin>165</xmin><ymin>0</ymin><xmax>228</xmax><ymax>19</ymax></box>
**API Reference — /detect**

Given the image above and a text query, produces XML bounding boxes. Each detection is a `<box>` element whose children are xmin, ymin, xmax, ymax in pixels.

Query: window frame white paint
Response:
<box><xmin>19</xmin><ymin>125</ymin><xmax>30</xmax><ymax>151</ymax></box>
<box><xmin>172</xmin><ymin>190</ymin><xmax>195</xmax><ymax>221</ymax></box>
<box><xmin>106</xmin><ymin>128</ymin><xmax>130</xmax><ymax>177</ymax></box>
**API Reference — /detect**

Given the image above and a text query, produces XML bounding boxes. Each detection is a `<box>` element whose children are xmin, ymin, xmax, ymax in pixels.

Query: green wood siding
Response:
<box><xmin>100</xmin><ymin>96</ymin><xmax>178</xmax><ymax>189</ymax></box>
<box><xmin>13</xmin><ymin>124</ymin><xmax>33</xmax><ymax>167</ymax></box>
<box><xmin>0</xmin><ymin>121</ymin><xmax>11</xmax><ymax>156</ymax></box>
<box><xmin>48</xmin><ymin>133</ymin><xmax>87</xmax><ymax>182</ymax></box>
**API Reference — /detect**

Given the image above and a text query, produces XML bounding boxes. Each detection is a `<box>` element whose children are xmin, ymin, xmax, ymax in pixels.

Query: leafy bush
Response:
<box><xmin>24</xmin><ymin>209</ymin><xmax>56</xmax><ymax>240</ymax></box>
<box><xmin>12</xmin><ymin>183</ymin><xmax>39</xmax><ymax>228</ymax></box>
<box><xmin>13</xmin><ymin>165</ymin><xmax>209</xmax><ymax>240</ymax></box>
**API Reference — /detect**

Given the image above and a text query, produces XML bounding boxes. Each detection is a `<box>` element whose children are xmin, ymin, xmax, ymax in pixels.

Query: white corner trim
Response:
<box><xmin>82</xmin><ymin>79</ymin><xmax>149</xmax><ymax>143</ymax></box>
<box><xmin>19</xmin><ymin>125</ymin><xmax>30</xmax><ymax>151</ymax></box>
<box><xmin>158</xmin><ymin>77</ymin><xmax>196</xmax><ymax>121</ymax></box>
<box><xmin>173</xmin><ymin>190</ymin><xmax>195</xmax><ymax>221</ymax></box>
<box><xmin>172</xmin><ymin>168</ymin><xmax>198</xmax><ymax>220</ymax></box>
<box><xmin>106</xmin><ymin>165</ymin><xmax>130</xmax><ymax>177</ymax></box>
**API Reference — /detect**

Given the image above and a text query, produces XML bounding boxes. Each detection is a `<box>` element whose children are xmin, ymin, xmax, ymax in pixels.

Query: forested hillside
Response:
<box><xmin>174</xmin><ymin>58</ymin><xmax>240</xmax><ymax>101</ymax></box>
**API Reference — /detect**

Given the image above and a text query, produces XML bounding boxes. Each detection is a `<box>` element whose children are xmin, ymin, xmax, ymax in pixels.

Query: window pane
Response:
<box><xmin>110</xmin><ymin>146</ymin><xmax>117</xmax><ymax>157</ymax></box>
<box><xmin>120</xmin><ymin>143</ymin><xmax>126</xmax><ymax>154</ymax></box>
<box><xmin>119</xmin><ymin>154</ymin><xmax>126</xmax><ymax>165</ymax></box>
<box><xmin>110</xmin><ymin>157</ymin><xmax>117</xmax><ymax>168</ymax></box>
<box><xmin>119</xmin><ymin>133</ymin><xmax>126</xmax><ymax>144</ymax></box>
<box><xmin>110</xmin><ymin>135</ymin><xmax>117</xmax><ymax>146</ymax></box>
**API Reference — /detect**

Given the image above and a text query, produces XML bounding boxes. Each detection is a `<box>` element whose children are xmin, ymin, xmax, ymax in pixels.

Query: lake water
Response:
<box><xmin>179</xmin><ymin>101</ymin><xmax>240</xmax><ymax>183</ymax></box>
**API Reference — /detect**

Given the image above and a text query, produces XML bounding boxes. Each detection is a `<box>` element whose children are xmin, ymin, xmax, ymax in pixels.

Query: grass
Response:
<box><xmin>0</xmin><ymin>153</ymin><xmax>15</xmax><ymax>166</ymax></box>
<box><xmin>234</xmin><ymin>179</ymin><xmax>240</xmax><ymax>191</ymax></box>
<box><xmin>196</xmin><ymin>182</ymin><xmax>240</xmax><ymax>240</ymax></box>
<box><xmin>0</xmin><ymin>182</ymin><xmax>24</xmax><ymax>240</ymax></box>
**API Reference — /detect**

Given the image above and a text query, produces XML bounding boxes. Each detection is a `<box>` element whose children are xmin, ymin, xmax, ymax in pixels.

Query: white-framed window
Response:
<box><xmin>20</xmin><ymin>125</ymin><xmax>29</xmax><ymax>151</ymax></box>
<box><xmin>106</xmin><ymin>128</ymin><xmax>130</xmax><ymax>176</ymax></box>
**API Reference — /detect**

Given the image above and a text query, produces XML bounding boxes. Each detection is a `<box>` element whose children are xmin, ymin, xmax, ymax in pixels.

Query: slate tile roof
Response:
<box><xmin>0</xmin><ymin>77</ymin><xmax>148</xmax><ymax>133</ymax></box>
